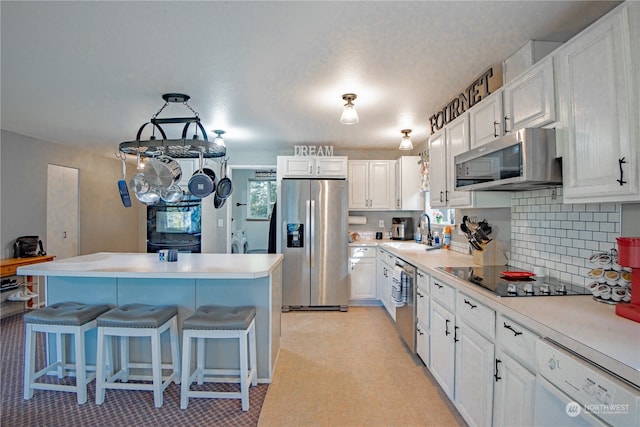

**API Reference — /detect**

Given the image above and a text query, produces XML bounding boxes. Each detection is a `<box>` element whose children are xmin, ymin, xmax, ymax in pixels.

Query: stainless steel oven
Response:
<box><xmin>147</xmin><ymin>196</ymin><xmax>202</xmax><ymax>253</ymax></box>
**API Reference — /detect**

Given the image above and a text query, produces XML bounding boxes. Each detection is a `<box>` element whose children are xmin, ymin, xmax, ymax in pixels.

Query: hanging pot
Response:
<box><xmin>144</xmin><ymin>155</ymin><xmax>182</xmax><ymax>188</ymax></box>
<box><xmin>214</xmin><ymin>192</ymin><xmax>226</xmax><ymax>209</ymax></box>
<box><xmin>216</xmin><ymin>159</ymin><xmax>233</xmax><ymax>199</ymax></box>
<box><xmin>160</xmin><ymin>183</ymin><xmax>183</xmax><ymax>203</ymax></box>
<box><xmin>188</xmin><ymin>152</ymin><xmax>216</xmax><ymax>198</ymax></box>
<box><xmin>136</xmin><ymin>187</ymin><xmax>160</xmax><ymax>205</ymax></box>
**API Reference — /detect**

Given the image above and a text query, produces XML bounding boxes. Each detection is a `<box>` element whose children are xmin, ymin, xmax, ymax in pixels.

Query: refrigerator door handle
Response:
<box><xmin>309</xmin><ymin>200</ymin><xmax>315</xmax><ymax>267</ymax></box>
<box><xmin>306</xmin><ymin>200</ymin><xmax>311</xmax><ymax>266</ymax></box>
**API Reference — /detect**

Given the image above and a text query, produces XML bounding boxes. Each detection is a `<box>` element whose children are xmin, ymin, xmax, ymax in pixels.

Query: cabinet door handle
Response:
<box><xmin>417</xmin><ymin>291</ymin><xmax>424</xmax><ymax>298</ymax></box>
<box><xmin>454</xmin><ymin>326</ymin><xmax>459</xmax><ymax>343</ymax></box>
<box><xmin>464</xmin><ymin>299</ymin><xmax>477</xmax><ymax>309</ymax></box>
<box><xmin>417</xmin><ymin>271</ymin><xmax>424</xmax><ymax>278</ymax></box>
<box><xmin>493</xmin><ymin>121</ymin><xmax>499</xmax><ymax>137</ymax></box>
<box><xmin>439</xmin><ymin>191</ymin><xmax>444</xmax><ymax>203</ymax></box>
<box><xmin>503</xmin><ymin>115</ymin><xmax>510</xmax><ymax>134</ymax></box>
<box><xmin>494</xmin><ymin>359</ymin><xmax>502</xmax><ymax>382</ymax></box>
<box><xmin>417</xmin><ymin>326</ymin><xmax>424</xmax><ymax>336</ymax></box>
<box><xmin>445</xmin><ymin>319</ymin><xmax>450</xmax><ymax>336</ymax></box>
<box><xmin>434</xmin><ymin>282</ymin><xmax>443</xmax><ymax>289</ymax></box>
<box><xmin>503</xmin><ymin>322</ymin><xmax>523</xmax><ymax>336</ymax></box>
<box><xmin>445</xmin><ymin>190</ymin><xmax>449</xmax><ymax>202</ymax></box>
<box><xmin>309</xmin><ymin>165</ymin><xmax>313</xmax><ymax>174</ymax></box>
<box><xmin>317</xmin><ymin>165</ymin><xmax>320</xmax><ymax>175</ymax></box>
<box><xmin>63</xmin><ymin>231</ymin><xmax>67</xmax><ymax>239</ymax></box>
<box><xmin>617</xmin><ymin>157</ymin><xmax>627</xmax><ymax>186</ymax></box>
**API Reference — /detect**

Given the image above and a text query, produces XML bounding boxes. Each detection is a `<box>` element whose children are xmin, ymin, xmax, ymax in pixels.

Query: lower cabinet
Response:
<box><xmin>493</xmin><ymin>314</ymin><xmax>538</xmax><ymax>427</ymax></box>
<box><xmin>415</xmin><ymin>269</ymin><xmax>430</xmax><ymax>366</ymax></box>
<box><xmin>349</xmin><ymin>246</ymin><xmax>377</xmax><ymax>301</ymax></box>
<box><xmin>454</xmin><ymin>318</ymin><xmax>495</xmax><ymax>427</ymax></box>
<box><xmin>376</xmin><ymin>248</ymin><xmax>396</xmax><ymax>320</ymax></box>
<box><xmin>492</xmin><ymin>350</ymin><xmax>536</xmax><ymax>427</ymax></box>
<box><xmin>430</xmin><ymin>300</ymin><xmax>455</xmax><ymax>399</ymax></box>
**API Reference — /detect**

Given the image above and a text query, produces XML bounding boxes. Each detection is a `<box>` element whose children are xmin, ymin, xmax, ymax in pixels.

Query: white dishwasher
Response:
<box><xmin>534</xmin><ymin>338</ymin><xmax>639</xmax><ymax>426</ymax></box>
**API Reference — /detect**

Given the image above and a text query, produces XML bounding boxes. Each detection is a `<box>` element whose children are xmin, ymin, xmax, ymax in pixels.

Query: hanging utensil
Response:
<box><xmin>216</xmin><ymin>158</ymin><xmax>233</xmax><ymax>199</ymax></box>
<box><xmin>116</xmin><ymin>153</ymin><xmax>132</xmax><ymax>207</ymax></box>
<box><xmin>188</xmin><ymin>151</ymin><xmax>216</xmax><ymax>198</ymax></box>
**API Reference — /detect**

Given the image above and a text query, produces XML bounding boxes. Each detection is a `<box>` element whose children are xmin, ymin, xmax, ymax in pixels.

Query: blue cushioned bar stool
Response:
<box><xmin>95</xmin><ymin>304</ymin><xmax>180</xmax><ymax>408</ymax></box>
<box><xmin>180</xmin><ymin>305</ymin><xmax>257</xmax><ymax>411</ymax></box>
<box><xmin>23</xmin><ymin>301</ymin><xmax>111</xmax><ymax>404</ymax></box>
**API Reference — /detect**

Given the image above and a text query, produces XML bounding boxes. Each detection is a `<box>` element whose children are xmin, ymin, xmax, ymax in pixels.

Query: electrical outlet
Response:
<box><xmin>378</xmin><ymin>220</ymin><xmax>385</xmax><ymax>228</ymax></box>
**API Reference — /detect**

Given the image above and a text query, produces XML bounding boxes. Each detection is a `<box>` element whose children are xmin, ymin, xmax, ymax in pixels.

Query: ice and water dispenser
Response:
<box><xmin>287</xmin><ymin>224</ymin><xmax>304</xmax><ymax>248</ymax></box>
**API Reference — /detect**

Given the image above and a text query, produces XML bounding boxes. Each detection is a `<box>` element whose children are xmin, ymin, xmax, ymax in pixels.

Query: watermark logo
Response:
<box><xmin>566</xmin><ymin>401</ymin><xmax>581</xmax><ymax>418</ymax></box>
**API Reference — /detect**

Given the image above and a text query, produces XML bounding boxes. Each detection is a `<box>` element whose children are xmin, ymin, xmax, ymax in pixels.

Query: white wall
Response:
<box><xmin>0</xmin><ymin>130</ymin><xmax>140</xmax><ymax>258</ymax></box>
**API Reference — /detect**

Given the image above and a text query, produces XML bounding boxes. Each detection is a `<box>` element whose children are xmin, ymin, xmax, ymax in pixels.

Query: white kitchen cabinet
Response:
<box><xmin>444</xmin><ymin>114</ymin><xmax>473</xmax><ymax>207</ymax></box>
<box><xmin>454</xmin><ymin>318</ymin><xmax>495</xmax><ymax>427</ymax></box>
<box><xmin>493</xmin><ymin>314</ymin><xmax>538</xmax><ymax>427</ymax></box>
<box><xmin>428</xmin><ymin>129</ymin><xmax>447</xmax><ymax>208</ymax></box>
<box><xmin>502</xmin><ymin>40</ymin><xmax>563</xmax><ymax>85</ymax></box>
<box><xmin>492</xmin><ymin>350</ymin><xmax>536</xmax><ymax>427</ymax></box>
<box><xmin>394</xmin><ymin>156</ymin><xmax>424</xmax><ymax>210</ymax></box>
<box><xmin>502</xmin><ymin>56</ymin><xmax>556</xmax><ymax>133</ymax></box>
<box><xmin>376</xmin><ymin>248</ymin><xmax>397</xmax><ymax>320</ymax></box>
<box><xmin>277</xmin><ymin>156</ymin><xmax>348</xmax><ymax>179</ymax></box>
<box><xmin>469</xmin><ymin>90</ymin><xmax>504</xmax><ymax>148</ymax></box>
<box><xmin>348</xmin><ymin>160</ymin><xmax>395</xmax><ymax>210</ymax></box>
<box><xmin>430</xmin><ymin>299</ymin><xmax>455</xmax><ymax>399</ymax></box>
<box><xmin>415</xmin><ymin>269</ymin><xmax>430</xmax><ymax>366</ymax></box>
<box><xmin>556</xmin><ymin>2</ymin><xmax>640</xmax><ymax>203</ymax></box>
<box><xmin>349</xmin><ymin>246</ymin><xmax>377</xmax><ymax>301</ymax></box>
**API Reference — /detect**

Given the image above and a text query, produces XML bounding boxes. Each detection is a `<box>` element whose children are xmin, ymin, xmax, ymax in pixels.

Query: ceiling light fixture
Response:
<box><xmin>399</xmin><ymin>129</ymin><xmax>414</xmax><ymax>150</ymax></box>
<box><xmin>340</xmin><ymin>93</ymin><xmax>359</xmax><ymax>125</ymax></box>
<box><xmin>212</xmin><ymin>130</ymin><xmax>226</xmax><ymax>150</ymax></box>
<box><xmin>119</xmin><ymin>93</ymin><xmax>226</xmax><ymax>159</ymax></box>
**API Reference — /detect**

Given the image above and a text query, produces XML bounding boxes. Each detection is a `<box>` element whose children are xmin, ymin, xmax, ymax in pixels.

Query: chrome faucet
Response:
<box><xmin>419</xmin><ymin>213</ymin><xmax>433</xmax><ymax>246</ymax></box>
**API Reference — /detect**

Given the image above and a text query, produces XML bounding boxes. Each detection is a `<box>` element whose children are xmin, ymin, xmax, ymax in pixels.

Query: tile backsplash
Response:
<box><xmin>509</xmin><ymin>188</ymin><xmax>621</xmax><ymax>286</ymax></box>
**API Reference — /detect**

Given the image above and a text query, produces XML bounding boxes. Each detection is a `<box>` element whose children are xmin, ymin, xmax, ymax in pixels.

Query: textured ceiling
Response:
<box><xmin>1</xmin><ymin>1</ymin><xmax>620</xmax><ymax>158</ymax></box>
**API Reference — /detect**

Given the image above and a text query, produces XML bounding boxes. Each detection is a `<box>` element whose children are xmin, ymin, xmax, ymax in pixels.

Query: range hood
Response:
<box><xmin>454</xmin><ymin>128</ymin><xmax>562</xmax><ymax>191</ymax></box>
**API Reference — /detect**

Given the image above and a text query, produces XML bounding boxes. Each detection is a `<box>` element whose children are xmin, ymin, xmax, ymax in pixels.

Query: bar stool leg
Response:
<box><xmin>170</xmin><ymin>316</ymin><xmax>180</xmax><ymax>385</ymax></box>
<box><xmin>196</xmin><ymin>337</ymin><xmax>205</xmax><ymax>385</ymax></box>
<box><xmin>75</xmin><ymin>328</ymin><xmax>88</xmax><ymax>404</ymax></box>
<box><xmin>120</xmin><ymin>335</ymin><xmax>130</xmax><ymax>382</ymax></box>
<box><xmin>23</xmin><ymin>324</ymin><xmax>36</xmax><ymax>400</ymax></box>
<box><xmin>95</xmin><ymin>326</ymin><xmax>106</xmax><ymax>405</ymax></box>
<box><xmin>239</xmin><ymin>329</ymin><xmax>249</xmax><ymax>411</ymax></box>
<box><xmin>249</xmin><ymin>320</ymin><xmax>257</xmax><ymax>387</ymax></box>
<box><xmin>56</xmin><ymin>332</ymin><xmax>65</xmax><ymax>378</ymax></box>
<box><xmin>180</xmin><ymin>331</ymin><xmax>193</xmax><ymax>410</ymax></box>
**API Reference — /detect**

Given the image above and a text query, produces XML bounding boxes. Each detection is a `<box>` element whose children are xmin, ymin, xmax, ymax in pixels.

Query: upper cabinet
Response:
<box><xmin>502</xmin><ymin>57</ymin><xmax>556</xmax><ymax>133</ymax></box>
<box><xmin>277</xmin><ymin>156</ymin><xmax>347</xmax><ymax>179</ymax></box>
<box><xmin>395</xmin><ymin>156</ymin><xmax>425</xmax><ymax>210</ymax></box>
<box><xmin>428</xmin><ymin>129</ymin><xmax>447</xmax><ymax>207</ymax></box>
<box><xmin>556</xmin><ymin>2</ymin><xmax>640</xmax><ymax>203</ymax></box>
<box><xmin>348</xmin><ymin>160</ymin><xmax>395</xmax><ymax>210</ymax></box>
<box><xmin>469</xmin><ymin>90</ymin><xmax>504</xmax><ymax>148</ymax></box>
<box><xmin>444</xmin><ymin>114</ymin><xmax>473</xmax><ymax>207</ymax></box>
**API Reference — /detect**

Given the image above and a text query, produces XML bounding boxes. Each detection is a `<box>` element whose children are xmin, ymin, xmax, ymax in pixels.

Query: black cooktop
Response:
<box><xmin>437</xmin><ymin>266</ymin><xmax>589</xmax><ymax>297</ymax></box>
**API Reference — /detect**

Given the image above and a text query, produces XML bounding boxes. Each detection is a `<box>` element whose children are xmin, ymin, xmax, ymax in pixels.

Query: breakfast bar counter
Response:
<box><xmin>17</xmin><ymin>252</ymin><xmax>284</xmax><ymax>382</ymax></box>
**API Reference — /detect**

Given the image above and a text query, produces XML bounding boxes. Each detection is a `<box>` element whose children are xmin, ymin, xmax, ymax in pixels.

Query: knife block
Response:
<box><xmin>473</xmin><ymin>240</ymin><xmax>508</xmax><ymax>266</ymax></box>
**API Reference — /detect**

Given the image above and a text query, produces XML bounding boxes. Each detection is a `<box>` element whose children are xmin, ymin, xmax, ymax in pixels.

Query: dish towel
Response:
<box><xmin>391</xmin><ymin>265</ymin><xmax>406</xmax><ymax>307</ymax></box>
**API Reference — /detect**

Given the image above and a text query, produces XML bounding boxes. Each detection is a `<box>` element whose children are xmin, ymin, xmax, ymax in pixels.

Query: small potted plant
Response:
<box><xmin>434</xmin><ymin>211</ymin><xmax>443</xmax><ymax>224</ymax></box>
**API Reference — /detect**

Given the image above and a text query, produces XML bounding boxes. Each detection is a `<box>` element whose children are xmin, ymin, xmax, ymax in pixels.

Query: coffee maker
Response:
<box><xmin>391</xmin><ymin>217</ymin><xmax>414</xmax><ymax>241</ymax></box>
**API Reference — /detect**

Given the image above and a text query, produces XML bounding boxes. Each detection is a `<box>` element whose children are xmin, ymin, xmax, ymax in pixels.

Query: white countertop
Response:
<box><xmin>17</xmin><ymin>252</ymin><xmax>284</xmax><ymax>279</ymax></box>
<box><xmin>375</xmin><ymin>241</ymin><xmax>640</xmax><ymax>388</ymax></box>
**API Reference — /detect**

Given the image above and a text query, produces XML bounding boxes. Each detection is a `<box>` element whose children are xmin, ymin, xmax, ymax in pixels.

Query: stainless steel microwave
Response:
<box><xmin>454</xmin><ymin>128</ymin><xmax>562</xmax><ymax>191</ymax></box>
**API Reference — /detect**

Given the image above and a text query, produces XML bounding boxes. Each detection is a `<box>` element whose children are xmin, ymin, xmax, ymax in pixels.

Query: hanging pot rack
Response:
<box><xmin>118</xmin><ymin>93</ymin><xmax>226</xmax><ymax>159</ymax></box>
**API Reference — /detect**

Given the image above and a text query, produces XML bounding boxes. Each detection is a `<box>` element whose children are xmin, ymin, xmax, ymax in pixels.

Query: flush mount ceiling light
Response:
<box><xmin>399</xmin><ymin>129</ymin><xmax>414</xmax><ymax>150</ymax></box>
<box><xmin>212</xmin><ymin>130</ymin><xmax>226</xmax><ymax>150</ymax></box>
<box><xmin>340</xmin><ymin>93</ymin><xmax>359</xmax><ymax>125</ymax></box>
<box><xmin>119</xmin><ymin>93</ymin><xmax>226</xmax><ymax>159</ymax></box>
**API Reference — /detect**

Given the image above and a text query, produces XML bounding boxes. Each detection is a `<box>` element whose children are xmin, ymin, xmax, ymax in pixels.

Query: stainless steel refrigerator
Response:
<box><xmin>281</xmin><ymin>179</ymin><xmax>348</xmax><ymax>311</ymax></box>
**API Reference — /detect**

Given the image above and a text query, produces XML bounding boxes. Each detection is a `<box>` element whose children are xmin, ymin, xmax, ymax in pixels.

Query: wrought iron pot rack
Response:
<box><xmin>118</xmin><ymin>93</ymin><xmax>226</xmax><ymax>159</ymax></box>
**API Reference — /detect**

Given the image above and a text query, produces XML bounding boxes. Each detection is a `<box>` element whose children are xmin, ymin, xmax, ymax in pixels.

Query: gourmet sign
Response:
<box><xmin>428</xmin><ymin>66</ymin><xmax>502</xmax><ymax>135</ymax></box>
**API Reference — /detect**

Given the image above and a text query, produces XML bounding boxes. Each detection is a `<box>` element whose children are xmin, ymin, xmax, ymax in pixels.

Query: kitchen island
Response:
<box><xmin>17</xmin><ymin>252</ymin><xmax>283</xmax><ymax>382</ymax></box>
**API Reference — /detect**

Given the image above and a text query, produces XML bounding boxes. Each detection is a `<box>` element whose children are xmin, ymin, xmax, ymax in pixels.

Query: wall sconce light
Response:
<box><xmin>340</xmin><ymin>93</ymin><xmax>359</xmax><ymax>125</ymax></box>
<box><xmin>399</xmin><ymin>129</ymin><xmax>414</xmax><ymax>150</ymax></box>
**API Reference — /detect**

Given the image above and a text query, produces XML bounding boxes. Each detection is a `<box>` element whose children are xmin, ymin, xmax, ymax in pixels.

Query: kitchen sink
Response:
<box><xmin>383</xmin><ymin>242</ymin><xmax>429</xmax><ymax>251</ymax></box>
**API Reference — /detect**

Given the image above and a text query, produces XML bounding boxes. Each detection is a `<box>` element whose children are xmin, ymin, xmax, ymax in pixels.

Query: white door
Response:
<box><xmin>368</xmin><ymin>161</ymin><xmax>394</xmax><ymax>210</ymax></box>
<box><xmin>47</xmin><ymin>164</ymin><xmax>79</xmax><ymax>259</ymax></box>
<box><xmin>430</xmin><ymin>300</ymin><xmax>455</xmax><ymax>399</ymax></box>
<box><xmin>445</xmin><ymin>114</ymin><xmax>472</xmax><ymax>208</ymax></box>
<box><xmin>469</xmin><ymin>89</ymin><xmax>504</xmax><ymax>148</ymax></box>
<box><xmin>454</xmin><ymin>320</ymin><xmax>495</xmax><ymax>427</ymax></box>
<box><xmin>349</xmin><ymin>257</ymin><xmax>377</xmax><ymax>299</ymax></box>
<box><xmin>428</xmin><ymin>129</ymin><xmax>447</xmax><ymax>207</ymax></box>
<box><xmin>348</xmin><ymin>161</ymin><xmax>369</xmax><ymax>209</ymax></box>
<box><xmin>493</xmin><ymin>350</ymin><xmax>536</xmax><ymax>427</ymax></box>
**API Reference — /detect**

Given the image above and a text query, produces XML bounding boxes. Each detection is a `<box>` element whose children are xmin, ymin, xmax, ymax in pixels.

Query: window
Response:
<box><xmin>247</xmin><ymin>179</ymin><xmax>277</xmax><ymax>220</ymax></box>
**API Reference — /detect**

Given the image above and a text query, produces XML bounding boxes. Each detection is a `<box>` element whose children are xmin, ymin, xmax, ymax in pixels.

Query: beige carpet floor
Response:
<box><xmin>258</xmin><ymin>307</ymin><xmax>465</xmax><ymax>426</ymax></box>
